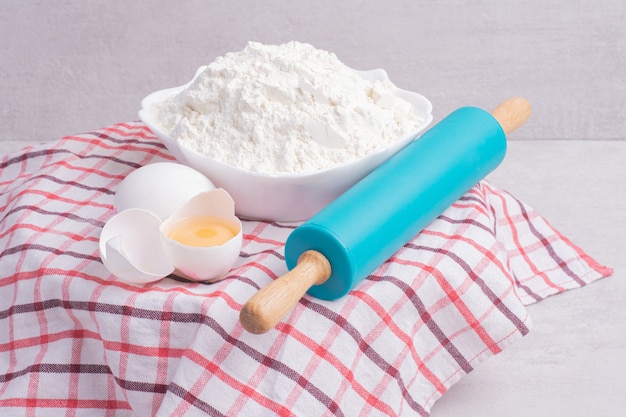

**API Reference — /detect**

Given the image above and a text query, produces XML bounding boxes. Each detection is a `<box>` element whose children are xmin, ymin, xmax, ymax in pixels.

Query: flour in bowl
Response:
<box><xmin>153</xmin><ymin>41</ymin><xmax>424</xmax><ymax>174</ymax></box>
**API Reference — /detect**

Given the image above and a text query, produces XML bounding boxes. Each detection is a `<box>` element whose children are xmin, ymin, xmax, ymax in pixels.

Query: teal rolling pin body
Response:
<box><xmin>240</xmin><ymin>98</ymin><xmax>530</xmax><ymax>334</ymax></box>
<box><xmin>285</xmin><ymin>106</ymin><xmax>506</xmax><ymax>300</ymax></box>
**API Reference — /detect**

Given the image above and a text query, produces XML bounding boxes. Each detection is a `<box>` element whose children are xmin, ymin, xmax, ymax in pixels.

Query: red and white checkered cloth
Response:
<box><xmin>0</xmin><ymin>122</ymin><xmax>612</xmax><ymax>416</ymax></box>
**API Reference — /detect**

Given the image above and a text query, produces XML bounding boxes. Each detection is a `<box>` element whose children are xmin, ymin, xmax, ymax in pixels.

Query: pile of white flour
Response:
<box><xmin>153</xmin><ymin>41</ymin><xmax>424</xmax><ymax>174</ymax></box>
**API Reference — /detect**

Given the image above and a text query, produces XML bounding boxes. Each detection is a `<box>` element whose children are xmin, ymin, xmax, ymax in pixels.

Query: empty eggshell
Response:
<box><xmin>99</xmin><ymin>208</ymin><xmax>175</xmax><ymax>284</ymax></box>
<box><xmin>159</xmin><ymin>189</ymin><xmax>243</xmax><ymax>282</ymax></box>
<box><xmin>114</xmin><ymin>162</ymin><xmax>215</xmax><ymax>221</ymax></box>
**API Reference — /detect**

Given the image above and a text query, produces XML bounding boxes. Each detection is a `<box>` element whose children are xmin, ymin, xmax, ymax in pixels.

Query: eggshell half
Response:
<box><xmin>99</xmin><ymin>208</ymin><xmax>175</xmax><ymax>284</ymax></box>
<box><xmin>159</xmin><ymin>189</ymin><xmax>243</xmax><ymax>282</ymax></box>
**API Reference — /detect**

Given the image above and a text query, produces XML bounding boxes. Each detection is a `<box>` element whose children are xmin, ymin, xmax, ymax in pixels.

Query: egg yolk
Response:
<box><xmin>167</xmin><ymin>216</ymin><xmax>238</xmax><ymax>247</ymax></box>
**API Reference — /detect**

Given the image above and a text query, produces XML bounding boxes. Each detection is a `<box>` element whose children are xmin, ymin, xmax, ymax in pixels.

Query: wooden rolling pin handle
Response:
<box><xmin>491</xmin><ymin>96</ymin><xmax>532</xmax><ymax>134</ymax></box>
<box><xmin>239</xmin><ymin>250</ymin><xmax>331</xmax><ymax>334</ymax></box>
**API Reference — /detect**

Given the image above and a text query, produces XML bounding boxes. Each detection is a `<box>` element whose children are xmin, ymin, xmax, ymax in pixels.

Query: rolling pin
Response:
<box><xmin>240</xmin><ymin>97</ymin><xmax>531</xmax><ymax>334</ymax></box>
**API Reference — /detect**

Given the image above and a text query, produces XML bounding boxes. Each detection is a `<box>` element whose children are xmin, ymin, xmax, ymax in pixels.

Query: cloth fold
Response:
<box><xmin>0</xmin><ymin>123</ymin><xmax>612</xmax><ymax>416</ymax></box>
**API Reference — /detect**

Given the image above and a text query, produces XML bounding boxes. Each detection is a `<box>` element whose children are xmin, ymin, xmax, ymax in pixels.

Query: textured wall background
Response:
<box><xmin>1</xmin><ymin>0</ymin><xmax>624</xmax><ymax>143</ymax></box>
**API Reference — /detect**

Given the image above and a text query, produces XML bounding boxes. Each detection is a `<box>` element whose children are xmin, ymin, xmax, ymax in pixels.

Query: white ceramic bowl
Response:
<box><xmin>139</xmin><ymin>66</ymin><xmax>433</xmax><ymax>222</ymax></box>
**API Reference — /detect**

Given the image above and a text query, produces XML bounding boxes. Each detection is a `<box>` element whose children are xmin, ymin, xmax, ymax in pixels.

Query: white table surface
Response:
<box><xmin>1</xmin><ymin>139</ymin><xmax>624</xmax><ymax>416</ymax></box>
<box><xmin>433</xmin><ymin>140</ymin><xmax>626</xmax><ymax>416</ymax></box>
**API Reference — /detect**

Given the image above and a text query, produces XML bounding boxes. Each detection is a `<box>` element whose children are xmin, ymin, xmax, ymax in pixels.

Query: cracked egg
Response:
<box><xmin>99</xmin><ymin>162</ymin><xmax>242</xmax><ymax>284</ymax></box>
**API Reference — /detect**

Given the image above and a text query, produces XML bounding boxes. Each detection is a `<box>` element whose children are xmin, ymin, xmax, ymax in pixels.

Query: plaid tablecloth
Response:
<box><xmin>0</xmin><ymin>122</ymin><xmax>612</xmax><ymax>416</ymax></box>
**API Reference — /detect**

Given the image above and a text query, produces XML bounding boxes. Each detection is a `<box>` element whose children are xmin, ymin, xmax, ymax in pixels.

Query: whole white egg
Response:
<box><xmin>114</xmin><ymin>162</ymin><xmax>215</xmax><ymax>221</ymax></box>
